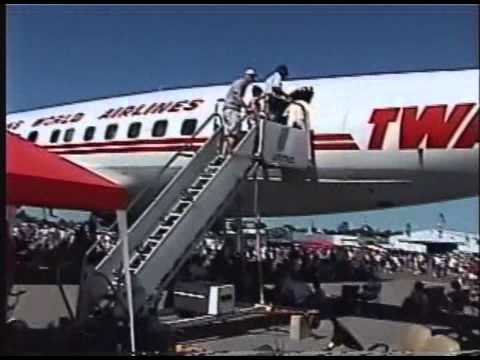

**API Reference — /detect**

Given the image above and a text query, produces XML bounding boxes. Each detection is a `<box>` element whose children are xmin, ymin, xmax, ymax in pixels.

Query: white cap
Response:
<box><xmin>245</xmin><ymin>68</ymin><xmax>257</xmax><ymax>76</ymax></box>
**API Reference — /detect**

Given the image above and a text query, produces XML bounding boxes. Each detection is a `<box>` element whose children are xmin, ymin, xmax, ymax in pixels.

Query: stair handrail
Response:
<box><xmin>118</xmin><ymin>98</ymin><xmax>226</xmax><ymax>225</ymax></box>
<box><xmin>84</xmin><ymin>100</ymin><xmax>225</xmax><ymax>262</ymax></box>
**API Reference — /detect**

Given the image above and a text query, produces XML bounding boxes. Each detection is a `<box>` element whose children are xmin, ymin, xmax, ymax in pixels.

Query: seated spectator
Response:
<box><xmin>278</xmin><ymin>258</ymin><xmax>320</xmax><ymax>308</ymax></box>
<box><xmin>447</xmin><ymin>280</ymin><xmax>469</xmax><ymax>313</ymax></box>
<box><xmin>402</xmin><ymin>281</ymin><xmax>429</xmax><ymax>320</ymax></box>
<box><xmin>359</xmin><ymin>279</ymin><xmax>382</xmax><ymax>302</ymax></box>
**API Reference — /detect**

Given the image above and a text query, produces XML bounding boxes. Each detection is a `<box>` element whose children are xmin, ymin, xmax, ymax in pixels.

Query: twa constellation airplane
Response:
<box><xmin>7</xmin><ymin>68</ymin><xmax>479</xmax><ymax>217</ymax></box>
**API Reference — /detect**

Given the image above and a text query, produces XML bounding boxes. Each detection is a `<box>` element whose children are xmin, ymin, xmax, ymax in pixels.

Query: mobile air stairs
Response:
<box><xmin>76</xmin><ymin>100</ymin><xmax>315</xmax><ymax>325</ymax></box>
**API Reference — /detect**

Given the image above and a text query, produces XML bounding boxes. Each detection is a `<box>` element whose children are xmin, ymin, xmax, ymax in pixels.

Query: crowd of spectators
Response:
<box><xmin>11</xmin><ymin>218</ymin><xmax>479</xmax><ymax>315</ymax></box>
<box><xmin>180</xmin><ymin>239</ymin><xmax>479</xmax><ymax>312</ymax></box>
<box><xmin>12</xmin><ymin>217</ymin><xmax>116</xmax><ymax>283</ymax></box>
<box><xmin>182</xmin><ymin>240</ymin><xmax>478</xmax><ymax>283</ymax></box>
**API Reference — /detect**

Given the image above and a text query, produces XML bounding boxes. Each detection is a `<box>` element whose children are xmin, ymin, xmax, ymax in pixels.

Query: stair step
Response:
<box><xmin>209</xmin><ymin>157</ymin><xmax>225</xmax><ymax>166</ymax></box>
<box><xmin>130</xmin><ymin>257</ymin><xmax>142</xmax><ymax>269</ymax></box>
<box><xmin>178</xmin><ymin>152</ymin><xmax>194</xmax><ymax>158</ymax></box>
<box><xmin>180</xmin><ymin>195</ymin><xmax>194</xmax><ymax>202</ymax></box>
<box><xmin>150</xmin><ymin>233</ymin><xmax>165</xmax><ymax>240</ymax></box>
<box><xmin>153</xmin><ymin>226</ymin><xmax>171</xmax><ymax>238</ymax></box>
<box><xmin>172</xmin><ymin>202</ymin><xmax>191</xmax><ymax>214</ymax></box>
<box><xmin>137</xmin><ymin>242</ymin><xmax>156</xmax><ymax>255</ymax></box>
<box><xmin>191</xmin><ymin>180</ymin><xmax>208</xmax><ymax>190</ymax></box>
<box><xmin>163</xmin><ymin>216</ymin><xmax>179</xmax><ymax>226</ymax></box>
<box><xmin>203</xmin><ymin>167</ymin><xmax>218</xmax><ymax>174</ymax></box>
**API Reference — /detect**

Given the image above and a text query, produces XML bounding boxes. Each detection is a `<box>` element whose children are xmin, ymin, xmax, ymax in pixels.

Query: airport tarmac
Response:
<box><xmin>9</xmin><ymin>274</ymin><xmax>478</xmax><ymax>354</ymax></box>
<box><xmin>172</xmin><ymin>275</ymin><xmax>478</xmax><ymax>354</ymax></box>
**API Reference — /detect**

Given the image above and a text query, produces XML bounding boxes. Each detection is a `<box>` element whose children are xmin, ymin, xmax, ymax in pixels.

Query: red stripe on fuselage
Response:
<box><xmin>313</xmin><ymin>143</ymin><xmax>360</xmax><ymax>150</ymax></box>
<box><xmin>50</xmin><ymin>145</ymin><xmax>202</xmax><ymax>155</ymax></box>
<box><xmin>52</xmin><ymin>143</ymin><xmax>360</xmax><ymax>155</ymax></box>
<box><xmin>43</xmin><ymin>137</ymin><xmax>208</xmax><ymax>149</ymax></box>
<box><xmin>43</xmin><ymin>133</ymin><xmax>361</xmax><ymax>154</ymax></box>
<box><xmin>313</xmin><ymin>134</ymin><xmax>353</xmax><ymax>141</ymax></box>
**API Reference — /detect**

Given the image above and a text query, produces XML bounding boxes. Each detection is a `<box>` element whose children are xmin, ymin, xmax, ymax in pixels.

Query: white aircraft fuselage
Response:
<box><xmin>7</xmin><ymin>69</ymin><xmax>479</xmax><ymax>217</ymax></box>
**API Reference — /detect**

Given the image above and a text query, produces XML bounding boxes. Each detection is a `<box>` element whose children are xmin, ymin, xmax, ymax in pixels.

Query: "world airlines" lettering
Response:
<box><xmin>368</xmin><ymin>103</ymin><xmax>479</xmax><ymax>150</ymax></box>
<box><xmin>97</xmin><ymin>99</ymin><xmax>204</xmax><ymax>119</ymax></box>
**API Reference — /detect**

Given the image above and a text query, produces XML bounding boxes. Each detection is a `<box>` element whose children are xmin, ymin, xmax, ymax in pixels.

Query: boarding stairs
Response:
<box><xmin>77</xmin><ymin>100</ymin><xmax>314</xmax><ymax>322</ymax></box>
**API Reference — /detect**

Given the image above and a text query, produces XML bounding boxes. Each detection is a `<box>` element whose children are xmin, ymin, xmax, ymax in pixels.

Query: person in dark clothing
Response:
<box><xmin>447</xmin><ymin>280</ymin><xmax>468</xmax><ymax>313</ymax></box>
<box><xmin>402</xmin><ymin>281</ymin><xmax>429</xmax><ymax>320</ymax></box>
<box><xmin>88</xmin><ymin>213</ymin><xmax>97</xmax><ymax>244</ymax></box>
<box><xmin>359</xmin><ymin>279</ymin><xmax>382</xmax><ymax>302</ymax></box>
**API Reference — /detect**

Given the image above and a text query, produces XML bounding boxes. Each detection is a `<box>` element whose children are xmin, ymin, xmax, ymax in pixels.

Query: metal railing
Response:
<box><xmin>83</xmin><ymin>95</ymin><xmax>310</xmax><ymax>268</ymax></box>
<box><xmin>83</xmin><ymin>102</ymin><xmax>225</xmax><ymax>265</ymax></box>
<box><xmin>115</xmin><ymin>100</ymin><xmax>225</xmax><ymax>228</ymax></box>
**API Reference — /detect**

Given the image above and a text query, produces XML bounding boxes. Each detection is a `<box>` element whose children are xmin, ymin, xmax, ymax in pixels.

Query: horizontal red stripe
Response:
<box><xmin>42</xmin><ymin>133</ymin><xmax>360</xmax><ymax>154</ymax></box>
<box><xmin>314</xmin><ymin>143</ymin><xmax>360</xmax><ymax>150</ymax></box>
<box><xmin>43</xmin><ymin>137</ymin><xmax>208</xmax><ymax>150</ymax></box>
<box><xmin>313</xmin><ymin>134</ymin><xmax>353</xmax><ymax>141</ymax></box>
<box><xmin>53</xmin><ymin>143</ymin><xmax>360</xmax><ymax>155</ymax></box>
<box><xmin>42</xmin><ymin>134</ymin><xmax>354</xmax><ymax>150</ymax></box>
<box><xmin>50</xmin><ymin>145</ymin><xmax>202</xmax><ymax>155</ymax></box>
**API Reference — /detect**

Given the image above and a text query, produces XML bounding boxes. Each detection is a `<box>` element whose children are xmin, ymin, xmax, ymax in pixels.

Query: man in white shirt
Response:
<box><xmin>264</xmin><ymin>65</ymin><xmax>290</xmax><ymax>124</ymax></box>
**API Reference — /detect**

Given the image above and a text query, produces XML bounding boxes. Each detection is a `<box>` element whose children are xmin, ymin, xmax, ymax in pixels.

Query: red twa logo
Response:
<box><xmin>368</xmin><ymin>103</ymin><xmax>479</xmax><ymax>150</ymax></box>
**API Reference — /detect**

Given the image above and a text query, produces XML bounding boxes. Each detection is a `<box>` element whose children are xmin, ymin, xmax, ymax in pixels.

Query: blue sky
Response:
<box><xmin>6</xmin><ymin>5</ymin><xmax>479</xmax><ymax>233</ymax></box>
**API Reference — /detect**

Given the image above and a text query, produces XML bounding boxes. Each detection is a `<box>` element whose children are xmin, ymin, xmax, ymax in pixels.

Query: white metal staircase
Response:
<box><xmin>77</xmin><ymin>100</ymin><xmax>314</xmax><ymax>322</ymax></box>
<box><xmin>125</xmin><ymin>127</ymin><xmax>257</xmax><ymax>312</ymax></box>
<box><xmin>77</xmin><ymin>125</ymin><xmax>258</xmax><ymax>320</ymax></box>
<box><xmin>77</xmin><ymin>110</ymin><xmax>225</xmax><ymax>320</ymax></box>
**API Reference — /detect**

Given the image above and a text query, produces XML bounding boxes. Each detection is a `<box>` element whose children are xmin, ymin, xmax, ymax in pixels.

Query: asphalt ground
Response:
<box><xmin>173</xmin><ymin>274</ymin><xmax>479</xmax><ymax>354</ymax></box>
<box><xmin>9</xmin><ymin>272</ymin><xmax>479</xmax><ymax>354</ymax></box>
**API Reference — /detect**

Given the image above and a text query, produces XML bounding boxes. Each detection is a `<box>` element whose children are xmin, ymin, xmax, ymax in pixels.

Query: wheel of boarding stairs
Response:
<box><xmin>396</xmin><ymin>324</ymin><xmax>432</xmax><ymax>353</ymax></box>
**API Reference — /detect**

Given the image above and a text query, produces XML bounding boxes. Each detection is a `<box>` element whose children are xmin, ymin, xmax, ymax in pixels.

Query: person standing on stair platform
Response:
<box><xmin>221</xmin><ymin>68</ymin><xmax>257</xmax><ymax>158</ymax></box>
<box><xmin>246</xmin><ymin>85</ymin><xmax>266</xmax><ymax>129</ymax></box>
<box><xmin>264</xmin><ymin>65</ymin><xmax>291</xmax><ymax>124</ymax></box>
<box><xmin>285</xmin><ymin>87</ymin><xmax>314</xmax><ymax>130</ymax></box>
<box><xmin>247</xmin><ymin>85</ymin><xmax>267</xmax><ymax>159</ymax></box>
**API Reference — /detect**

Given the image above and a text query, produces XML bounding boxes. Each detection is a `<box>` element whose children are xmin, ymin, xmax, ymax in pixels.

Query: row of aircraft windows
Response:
<box><xmin>26</xmin><ymin>119</ymin><xmax>198</xmax><ymax>144</ymax></box>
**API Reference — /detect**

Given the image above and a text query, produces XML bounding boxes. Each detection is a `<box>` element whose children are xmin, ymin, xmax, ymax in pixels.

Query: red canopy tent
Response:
<box><xmin>7</xmin><ymin>131</ymin><xmax>128</xmax><ymax>210</ymax></box>
<box><xmin>5</xmin><ymin>131</ymin><xmax>135</xmax><ymax>351</ymax></box>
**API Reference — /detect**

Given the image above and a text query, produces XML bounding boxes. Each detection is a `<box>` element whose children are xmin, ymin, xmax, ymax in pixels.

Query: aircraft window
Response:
<box><xmin>64</xmin><ymin>128</ymin><xmax>75</xmax><ymax>143</ymax></box>
<box><xmin>84</xmin><ymin>126</ymin><xmax>96</xmax><ymax>141</ymax></box>
<box><xmin>27</xmin><ymin>131</ymin><xmax>38</xmax><ymax>143</ymax></box>
<box><xmin>50</xmin><ymin>129</ymin><xmax>61</xmax><ymax>143</ymax></box>
<box><xmin>181</xmin><ymin>118</ymin><xmax>197</xmax><ymax>136</ymax></box>
<box><xmin>152</xmin><ymin>120</ymin><xmax>168</xmax><ymax>137</ymax></box>
<box><xmin>128</xmin><ymin>122</ymin><xmax>142</xmax><ymax>139</ymax></box>
<box><xmin>105</xmin><ymin>124</ymin><xmax>118</xmax><ymax>140</ymax></box>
